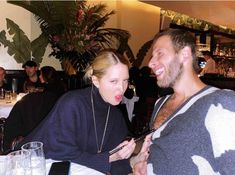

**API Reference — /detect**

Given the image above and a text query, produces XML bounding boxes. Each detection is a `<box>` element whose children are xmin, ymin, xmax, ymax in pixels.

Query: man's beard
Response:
<box><xmin>157</xmin><ymin>56</ymin><xmax>183</xmax><ymax>88</ymax></box>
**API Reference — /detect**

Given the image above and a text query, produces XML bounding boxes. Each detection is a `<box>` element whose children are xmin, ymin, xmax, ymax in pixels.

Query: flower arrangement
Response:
<box><xmin>47</xmin><ymin>1</ymin><xmax>130</xmax><ymax>72</ymax></box>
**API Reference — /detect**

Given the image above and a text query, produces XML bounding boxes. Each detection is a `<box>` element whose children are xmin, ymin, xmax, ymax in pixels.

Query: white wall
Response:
<box><xmin>116</xmin><ymin>1</ymin><xmax>160</xmax><ymax>66</ymax></box>
<box><xmin>0</xmin><ymin>1</ymin><xmax>31</xmax><ymax>70</ymax></box>
<box><xmin>0</xmin><ymin>0</ymin><xmax>160</xmax><ymax>70</ymax></box>
<box><xmin>90</xmin><ymin>0</ymin><xmax>161</xmax><ymax>67</ymax></box>
<box><xmin>0</xmin><ymin>1</ymin><xmax>61</xmax><ymax>70</ymax></box>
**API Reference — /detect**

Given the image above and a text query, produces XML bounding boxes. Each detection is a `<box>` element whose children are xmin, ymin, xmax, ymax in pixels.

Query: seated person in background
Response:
<box><xmin>0</xmin><ymin>66</ymin><xmax>11</xmax><ymax>90</ymax></box>
<box><xmin>39</xmin><ymin>66</ymin><xmax>67</xmax><ymax>96</ymax></box>
<box><xmin>22</xmin><ymin>60</ymin><xmax>42</xmax><ymax>92</ymax></box>
<box><xmin>3</xmin><ymin>66</ymin><xmax>63</xmax><ymax>152</ymax></box>
<box><xmin>200</xmin><ymin>51</ymin><xmax>216</xmax><ymax>76</ymax></box>
<box><xmin>17</xmin><ymin>50</ymin><xmax>136</xmax><ymax>175</ymax></box>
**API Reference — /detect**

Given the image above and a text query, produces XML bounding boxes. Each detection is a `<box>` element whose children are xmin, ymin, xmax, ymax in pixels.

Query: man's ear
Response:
<box><xmin>181</xmin><ymin>46</ymin><xmax>192</xmax><ymax>62</ymax></box>
<box><xmin>91</xmin><ymin>75</ymin><xmax>99</xmax><ymax>88</ymax></box>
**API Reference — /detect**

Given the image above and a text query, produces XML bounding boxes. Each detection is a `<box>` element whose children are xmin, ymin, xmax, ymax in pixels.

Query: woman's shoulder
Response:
<box><xmin>57</xmin><ymin>87</ymin><xmax>91</xmax><ymax>104</ymax></box>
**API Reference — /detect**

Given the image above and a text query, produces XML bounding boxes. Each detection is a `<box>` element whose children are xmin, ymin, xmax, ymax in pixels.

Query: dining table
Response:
<box><xmin>46</xmin><ymin>159</ymin><xmax>105</xmax><ymax>175</ymax></box>
<box><xmin>0</xmin><ymin>93</ymin><xmax>26</xmax><ymax>118</ymax></box>
<box><xmin>0</xmin><ymin>99</ymin><xmax>16</xmax><ymax>118</ymax></box>
<box><xmin>0</xmin><ymin>156</ymin><xmax>105</xmax><ymax>175</ymax></box>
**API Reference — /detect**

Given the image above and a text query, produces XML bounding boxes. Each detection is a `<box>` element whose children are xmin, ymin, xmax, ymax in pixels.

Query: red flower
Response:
<box><xmin>52</xmin><ymin>35</ymin><xmax>60</xmax><ymax>43</ymax></box>
<box><xmin>76</xmin><ymin>9</ymin><xmax>84</xmax><ymax>24</ymax></box>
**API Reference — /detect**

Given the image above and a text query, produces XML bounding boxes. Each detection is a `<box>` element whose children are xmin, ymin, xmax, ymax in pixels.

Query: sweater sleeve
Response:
<box><xmin>204</xmin><ymin>92</ymin><xmax>235</xmax><ymax>174</ymax></box>
<box><xmin>3</xmin><ymin>101</ymin><xmax>23</xmax><ymax>151</ymax></box>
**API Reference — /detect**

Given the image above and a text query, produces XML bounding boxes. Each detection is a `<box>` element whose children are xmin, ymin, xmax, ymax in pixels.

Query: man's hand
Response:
<box><xmin>133</xmin><ymin>161</ymin><xmax>147</xmax><ymax>175</ymax></box>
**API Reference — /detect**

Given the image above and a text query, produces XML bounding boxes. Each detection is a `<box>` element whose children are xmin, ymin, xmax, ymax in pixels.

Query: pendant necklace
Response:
<box><xmin>91</xmin><ymin>88</ymin><xmax>110</xmax><ymax>153</ymax></box>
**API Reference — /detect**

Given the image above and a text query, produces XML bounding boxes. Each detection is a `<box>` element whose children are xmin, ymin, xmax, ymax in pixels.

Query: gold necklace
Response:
<box><xmin>91</xmin><ymin>88</ymin><xmax>110</xmax><ymax>153</ymax></box>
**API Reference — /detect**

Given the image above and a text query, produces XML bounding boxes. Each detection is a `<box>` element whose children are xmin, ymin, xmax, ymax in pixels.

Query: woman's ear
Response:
<box><xmin>91</xmin><ymin>75</ymin><xmax>99</xmax><ymax>88</ymax></box>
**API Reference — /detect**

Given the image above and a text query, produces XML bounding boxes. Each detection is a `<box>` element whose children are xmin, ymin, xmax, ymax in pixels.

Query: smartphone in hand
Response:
<box><xmin>48</xmin><ymin>161</ymin><xmax>70</xmax><ymax>175</ymax></box>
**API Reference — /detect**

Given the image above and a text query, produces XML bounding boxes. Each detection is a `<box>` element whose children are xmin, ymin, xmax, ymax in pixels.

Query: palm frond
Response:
<box><xmin>134</xmin><ymin>39</ymin><xmax>153</xmax><ymax>67</ymax></box>
<box><xmin>7</xmin><ymin>0</ymin><xmax>134</xmax><ymax>73</ymax></box>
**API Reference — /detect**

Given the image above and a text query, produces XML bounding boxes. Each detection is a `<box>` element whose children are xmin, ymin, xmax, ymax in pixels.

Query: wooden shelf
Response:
<box><xmin>213</xmin><ymin>55</ymin><xmax>235</xmax><ymax>60</ymax></box>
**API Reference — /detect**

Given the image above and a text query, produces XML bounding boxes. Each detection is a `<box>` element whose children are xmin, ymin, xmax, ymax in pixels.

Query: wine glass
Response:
<box><xmin>5</xmin><ymin>91</ymin><xmax>12</xmax><ymax>103</ymax></box>
<box><xmin>21</xmin><ymin>141</ymin><xmax>46</xmax><ymax>175</ymax></box>
<box><xmin>7</xmin><ymin>150</ymin><xmax>31</xmax><ymax>175</ymax></box>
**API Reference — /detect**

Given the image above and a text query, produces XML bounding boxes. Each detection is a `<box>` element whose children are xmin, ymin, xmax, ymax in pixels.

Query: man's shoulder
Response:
<box><xmin>204</xmin><ymin>88</ymin><xmax>235</xmax><ymax>108</ymax></box>
<box><xmin>210</xmin><ymin>88</ymin><xmax>235</xmax><ymax>96</ymax></box>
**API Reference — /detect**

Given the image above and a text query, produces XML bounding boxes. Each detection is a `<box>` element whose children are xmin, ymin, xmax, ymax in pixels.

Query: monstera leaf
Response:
<box><xmin>0</xmin><ymin>18</ymin><xmax>48</xmax><ymax>65</ymax></box>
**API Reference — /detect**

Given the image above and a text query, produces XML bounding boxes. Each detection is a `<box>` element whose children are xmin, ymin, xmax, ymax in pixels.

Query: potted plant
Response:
<box><xmin>7</xmin><ymin>0</ymin><xmax>135</xmax><ymax>75</ymax></box>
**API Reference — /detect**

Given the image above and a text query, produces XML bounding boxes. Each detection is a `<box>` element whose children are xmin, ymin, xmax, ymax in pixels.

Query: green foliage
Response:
<box><xmin>0</xmin><ymin>18</ymin><xmax>48</xmax><ymax>65</ymax></box>
<box><xmin>8</xmin><ymin>0</ymin><xmax>134</xmax><ymax>73</ymax></box>
<box><xmin>134</xmin><ymin>39</ymin><xmax>153</xmax><ymax>67</ymax></box>
<box><xmin>161</xmin><ymin>9</ymin><xmax>235</xmax><ymax>34</ymax></box>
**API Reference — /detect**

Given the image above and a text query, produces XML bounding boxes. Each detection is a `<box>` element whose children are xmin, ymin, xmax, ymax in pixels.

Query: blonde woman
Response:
<box><xmin>20</xmin><ymin>50</ymin><xmax>136</xmax><ymax>175</ymax></box>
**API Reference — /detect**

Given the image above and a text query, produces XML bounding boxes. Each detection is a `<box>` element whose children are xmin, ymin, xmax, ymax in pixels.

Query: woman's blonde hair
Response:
<box><xmin>84</xmin><ymin>49</ymin><xmax>130</xmax><ymax>83</ymax></box>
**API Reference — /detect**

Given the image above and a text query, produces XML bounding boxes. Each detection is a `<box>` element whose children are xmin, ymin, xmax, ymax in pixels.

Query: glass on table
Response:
<box><xmin>5</xmin><ymin>90</ymin><xmax>12</xmax><ymax>103</ymax></box>
<box><xmin>21</xmin><ymin>141</ymin><xmax>46</xmax><ymax>175</ymax></box>
<box><xmin>26</xmin><ymin>86</ymin><xmax>36</xmax><ymax>93</ymax></box>
<box><xmin>11</xmin><ymin>92</ymin><xmax>17</xmax><ymax>101</ymax></box>
<box><xmin>0</xmin><ymin>88</ymin><xmax>5</xmax><ymax>100</ymax></box>
<box><xmin>7</xmin><ymin>149</ymin><xmax>31</xmax><ymax>175</ymax></box>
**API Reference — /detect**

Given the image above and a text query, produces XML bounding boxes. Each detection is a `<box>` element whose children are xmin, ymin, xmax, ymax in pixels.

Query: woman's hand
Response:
<box><xmin>109</xmin><ymin>138</ymin><xmax>136</xmax><ymax>162</ymax></box>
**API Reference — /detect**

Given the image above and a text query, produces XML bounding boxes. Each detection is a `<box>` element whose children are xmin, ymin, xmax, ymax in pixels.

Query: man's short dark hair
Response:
<box><xmin>202</xmin><ymin>51</ymin><xmax>212</xmax><ymax>57</ymax></box>
<box><xmin>22</xmin><ymin>60</ymin><xmax>37</xmax><ymax>68</ymax></box>
<box><xmin>153</xmin><ymin>28</ymin><xmax>199</xmax><ymax>72</ymax></box>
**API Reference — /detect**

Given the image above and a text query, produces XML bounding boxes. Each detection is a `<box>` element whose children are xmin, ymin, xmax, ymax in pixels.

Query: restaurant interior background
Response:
<box><xmin>0</xmin><ymin>0</ymin><xmax>161</xmax><ymax>70</ymax></box>
<box><xmin>1</xmin><ymin>1</ymin><xmax>235</xmax><ymax>80</ymax></box>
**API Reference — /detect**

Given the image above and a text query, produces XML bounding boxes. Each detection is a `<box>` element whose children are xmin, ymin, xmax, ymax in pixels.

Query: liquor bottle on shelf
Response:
<box><xmin>228</xmin><ymin>48</ymin><xmax>232</xmax><ymax>56</ymax></box>
<box><xmin>214</xmin><ymin>44</ymin><xmax>220</xmax><ymax>55</ymax></box>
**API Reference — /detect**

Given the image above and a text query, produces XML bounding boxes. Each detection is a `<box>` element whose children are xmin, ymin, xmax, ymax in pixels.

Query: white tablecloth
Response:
<box><xmin>0</xmin><ymin>99</ymin><xmax>16</xmax><ymax>118</ymax></box>
<box><xmin>46</xmin><ymin>159</ymin><xmax>105</xmax><ymax>175</ymax></box>
<box><xmin>0</xmin><ymin>93</ymin><xmax>26</xmax><ymax>118</ymax></box>
<box><xmin>0</xmin><ymin>157</ymin><xmax>105</xmax><ymax>175</ymax></box>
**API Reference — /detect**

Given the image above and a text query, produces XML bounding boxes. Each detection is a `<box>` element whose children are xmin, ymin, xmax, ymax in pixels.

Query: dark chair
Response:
<box><xmin>0</xmin><ymin>117</ymin><xmax>6</xmax><ymax>154</ymax></box>
<box><xmin>3</xmin><ymin>91</ymin><xmax>59</xmax><ymax>152</ymax></box>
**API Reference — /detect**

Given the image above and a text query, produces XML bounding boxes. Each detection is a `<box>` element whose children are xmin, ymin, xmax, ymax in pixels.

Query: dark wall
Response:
<box><xmin>5</xmin><ymin>70</ymin><xmax>86</xmax><ymax>93</ymax></box>
<box><xmin>200</xmin><ymin>76</ymin><xmax>235</xmax><ymax>91</ymax></box>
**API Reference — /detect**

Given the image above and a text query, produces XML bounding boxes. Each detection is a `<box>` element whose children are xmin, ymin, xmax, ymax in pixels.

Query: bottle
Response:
<box><xmin>228</xmin><ymin>48</ymin><xmax>232</xmax><ymax>56</ymax></box>
<box><xmin>214</xmin><ymin>44</ymin><xmax>220</xmax><ymax>55</ymax></box>
<box><xmin>12</xmin><ymin>78</ymin><xmax>18</xmax><ymax>93</ymax></box>
<box><xmin>0</xmin><ymin>88</ymin><xmax>4</xmax><ymax>99</ymax></box>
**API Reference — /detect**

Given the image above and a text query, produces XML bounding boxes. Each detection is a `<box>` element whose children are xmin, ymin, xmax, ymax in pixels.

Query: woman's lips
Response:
<box><xmin>115</xmin><ymin>95</ymin><xmax>122</xmax><ymax>102</ymax></box>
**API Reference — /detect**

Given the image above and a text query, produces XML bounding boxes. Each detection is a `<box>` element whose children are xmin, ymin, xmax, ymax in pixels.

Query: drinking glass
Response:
<box><xmin>5</xmin><ymin>91</ymin><xmax>12</xmax><ymax>103</ymax></box>
<box><xmin>21</xmin><ymin>141</ymin><xmax>46</xmax><ymax>175</ymax></box>
<box><xmin>0</xmin><ymin>88</ymin><xmax>4</xmax><ymax>99</ymax></box>
<box><xmin>7</xmin><ymin>150</ymin><xmax>31</xmax><ymax>175</ymax></box>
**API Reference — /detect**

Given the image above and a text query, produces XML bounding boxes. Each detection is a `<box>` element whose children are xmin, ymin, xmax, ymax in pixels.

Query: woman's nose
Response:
<box><xmin>118</xmin><ymin>82</ymin><xmax>126</xmax><ymax>93</ymax></box>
